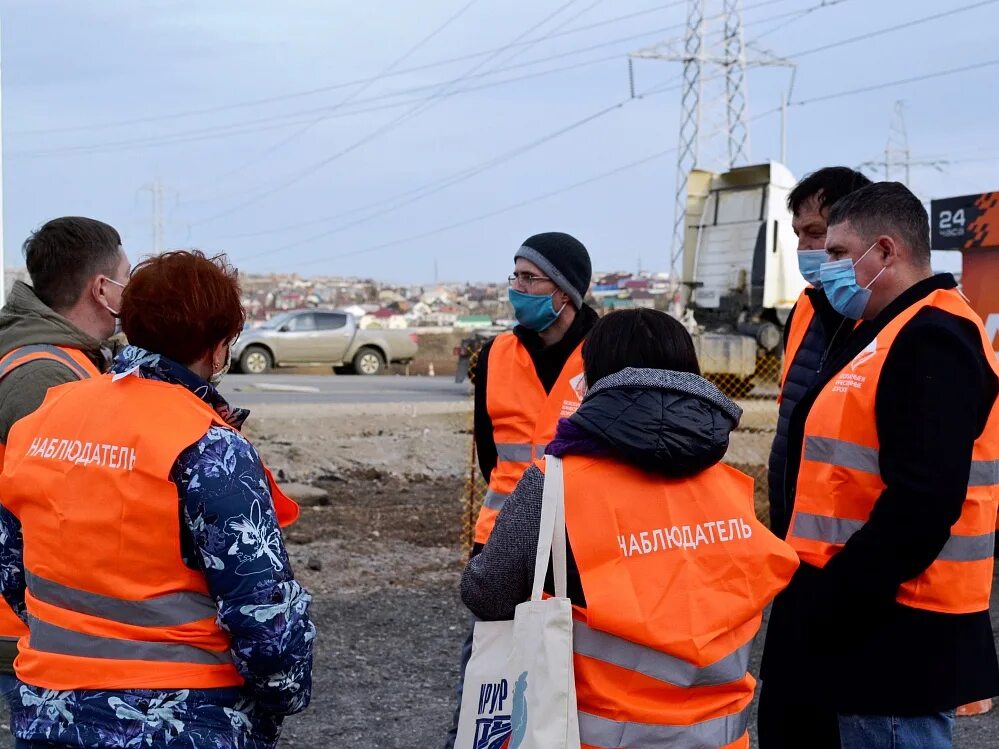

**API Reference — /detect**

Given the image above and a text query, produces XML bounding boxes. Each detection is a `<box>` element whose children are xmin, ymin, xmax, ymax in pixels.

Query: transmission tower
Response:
<box><xmin>137</xmin><ymin>180</ymin><xmax>188</xmax><ymax>254</ymax></box>
<box><xmin>886</xmin><ymin>100</ymin><xmax>910</xmax><ymax>184</ymax></box>
<box><xmin>631</xmin><ymin>0</ymin><xmax>792</xmax><ymax>283</ymax></box>
<box><xmin>856</xmin><ymin>101</ymin><xmax>947</xmax><ymax>184</ymax></box>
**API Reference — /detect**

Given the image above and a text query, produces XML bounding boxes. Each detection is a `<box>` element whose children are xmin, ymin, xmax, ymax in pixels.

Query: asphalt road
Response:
<box><xmin>218</xmin><ymin>373</ymin><xmax>471</xmax><ymax>405</ymax></box>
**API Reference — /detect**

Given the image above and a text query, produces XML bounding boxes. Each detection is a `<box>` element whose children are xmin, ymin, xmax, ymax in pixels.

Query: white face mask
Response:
<box><xmin>103</xmin><ymin>277</ymin><xmax>126</xmax><ymax>336</ymax></box>
<box><xmin>209</xmin><ymin>343</ymin><xmax>233</xmax><ymax>387</ymax></box>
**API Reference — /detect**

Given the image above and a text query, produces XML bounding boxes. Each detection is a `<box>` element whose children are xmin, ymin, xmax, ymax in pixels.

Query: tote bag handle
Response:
<box><xmin>531</xmin><ymin>455</ymin><xmax>568</xmax><ymax>601</ymax></box>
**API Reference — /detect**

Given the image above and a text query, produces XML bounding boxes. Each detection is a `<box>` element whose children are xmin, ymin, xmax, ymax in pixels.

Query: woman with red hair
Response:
<box><xmin>0</xmin><ymin>251</ymin><xmax>313</xmax><ymax>749</ymax></box>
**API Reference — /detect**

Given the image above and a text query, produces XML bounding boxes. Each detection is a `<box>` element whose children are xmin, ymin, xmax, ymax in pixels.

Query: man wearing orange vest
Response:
<box><xmin>759</xmin><ymin>182</ymin><xmax>999</xmax><ymax>749</ymax></box>
<box><xmin>471</xmin><ymin>232</ymin><xmax>596</xmax><ymax>551</ymax></box>
<box><xmin>0</xmin><ymin>217</ymin><xmax>128</xmax><ymax>717</ymax></box>
<box><xmin>445</xmin><ymin>232</ymin><xmax>596</xmax><ymax>749</ymax></box>
<box><xmin>769</xmin><ymin>167</ymin><xmax>871</xmax><ymax>540</ymax></box>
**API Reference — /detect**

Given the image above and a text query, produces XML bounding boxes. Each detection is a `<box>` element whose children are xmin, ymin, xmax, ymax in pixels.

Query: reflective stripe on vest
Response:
<box><xmin>791</xmin><ymin>512</ymin><xmax>995</xmax><ymax>561</ymax></box>
<box><xmin>574</xmin><ymin>620</ymin><xmax>752</xmax><ymax>689</ymax></box>
<box><xmin>495</xmin><ymin>443</ymin><xmax>547</xmax><ymax>463</ymax></box>
<box><xmin>0</xmin><ymin>344</ymin><xmax>97</xmax><ymax>382</ymax></box>
<box><xmin>789</xmin><ymin>288</ymin><xmax>999</xmax><ymax>613</ymax></box>
<box><xmin>578</xmin><ymin>706</ymin><xmax>750</xmax><ymax>749</ymax></box>
<box><xmin>475</xmin><ymin>334</ymin><xmax>584</xmax><ymax>544</ymax></box>
<box><xmin>481</xmin><ymin>488</ymin><xmax>509</xmax><ymax>511</ymax></box>
<box><xmin>28</xmin><ymin>617</ymin><xmax>233</xmax><ymax>667</ymax></box>
<box><xmin>0</xmin><ymin>345</ymin><xmax>99</xmax><ymax>642</ymax></box>
<box><xmin>26</xmin><ymin>571</ymin><xmax>217</xmax><ymax>628</ymax></box>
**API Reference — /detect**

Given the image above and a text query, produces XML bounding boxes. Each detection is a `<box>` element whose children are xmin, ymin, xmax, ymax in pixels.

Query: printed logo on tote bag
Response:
<box><xmin>472</xmin><ymin>671</ymin><xmax>528</xmax><ymax>749</ymax></box>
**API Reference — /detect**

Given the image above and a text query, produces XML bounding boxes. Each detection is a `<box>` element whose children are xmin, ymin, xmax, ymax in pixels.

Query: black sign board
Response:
<box><xmin>930</xmin><ymin>192</ymin><xmax>999</xmax><ymax>250</ymax></box>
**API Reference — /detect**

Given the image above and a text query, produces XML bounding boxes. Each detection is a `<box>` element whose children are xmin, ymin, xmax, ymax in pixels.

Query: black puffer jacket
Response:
<box><xmin>767</xmin><ymin>288</ymin><xmax>850</xmax><ymax>537</ymax></box>
<box><xmin>461</xmin><ymin>368</ymin><xmax>742</xmax><ymax>621</ymax></box>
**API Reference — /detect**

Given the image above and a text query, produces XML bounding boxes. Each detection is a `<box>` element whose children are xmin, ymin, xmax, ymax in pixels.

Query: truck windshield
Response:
<box><xmin>261</xmin><ymin>312</ymin><xmax>295</xmax><ymax>330</ymax></box>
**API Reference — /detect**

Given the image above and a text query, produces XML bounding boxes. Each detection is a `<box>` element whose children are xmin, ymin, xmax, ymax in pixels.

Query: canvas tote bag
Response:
<box><xmin>456</xmin><ymin>455</ymin><xmax>581</xmax><ymax>749</ymax></box>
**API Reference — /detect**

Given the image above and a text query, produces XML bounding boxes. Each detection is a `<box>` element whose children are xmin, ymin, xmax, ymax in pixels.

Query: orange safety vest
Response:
<box><xmin>788</xmin><ymin>288</ymin><xmax>999</xmax><ymax>614</ymax></box>
<box><xmin>0</xmin><ymin>372</ymin><xmax>300</xmax><ymax>690</ymax></box>
<box><xmin>475</xmin><ymin>332</ymin><xmax>585</xmax><ymax>545</ymax></box>
<box><xmin>780</xmin><ymin>291</ymin><xmax>815</xmax><ymax>391</ymax></box>
<box><xmin>557</xmin><ymin>455</ymin><xmax>799</xmax><ymax>749</ymax></box>
<box><xmin>0</xmin><ymin>345</ymin><xmax>101</xmax><ymax>646</ymax></box>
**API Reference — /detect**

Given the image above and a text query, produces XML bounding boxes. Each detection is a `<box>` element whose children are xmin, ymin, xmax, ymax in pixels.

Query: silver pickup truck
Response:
<box><xmin>232</xmin><ymin>309</ymin><xmax>419</xmax><ymax>375</ymax></box>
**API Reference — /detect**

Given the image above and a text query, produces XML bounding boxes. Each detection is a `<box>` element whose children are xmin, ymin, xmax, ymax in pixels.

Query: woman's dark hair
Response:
<box><xmin>582</xmin><ymin>308</ymin><xmax>700</xmax><ymax>385</ymax></box>
<box><xmin>121</xmin><ymin>250</ymin><xmax>245</xmax><ymax>366</ymax></box>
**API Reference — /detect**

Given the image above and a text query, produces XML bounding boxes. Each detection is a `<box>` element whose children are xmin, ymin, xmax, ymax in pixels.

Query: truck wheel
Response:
<box><xmin>240</xmin><ymin>346</ymin><xmax>272</xmax><ymax>375</ymax></box>
<box><xmin>353</xmin><ymin>347</ymin><xmax>384</xmax><ymax>376</ymax></box>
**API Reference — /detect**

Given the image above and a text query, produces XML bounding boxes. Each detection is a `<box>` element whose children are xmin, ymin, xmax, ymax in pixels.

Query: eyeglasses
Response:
<box><xmin>508</xmin><ymin>272</ymin><xmax>553</xmax><ymax>287</ymax></box>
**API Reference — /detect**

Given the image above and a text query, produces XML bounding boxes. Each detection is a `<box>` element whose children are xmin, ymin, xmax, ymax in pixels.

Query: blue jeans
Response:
<box><xmin>837</xmin><ymin>711</ymin><xmax>955</xmax><ymax>749</ymax></box>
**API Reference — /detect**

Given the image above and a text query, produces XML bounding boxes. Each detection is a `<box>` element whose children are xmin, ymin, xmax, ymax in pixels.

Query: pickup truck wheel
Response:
<box><xmin>353</xmin><ymin>347</ymin><xmax>384</xmax><ymax>376</ymax></box>
<box><xmin>240</xmin><ymin>346</ymin><xmax>272</xmax><ymax>375</ymax></box>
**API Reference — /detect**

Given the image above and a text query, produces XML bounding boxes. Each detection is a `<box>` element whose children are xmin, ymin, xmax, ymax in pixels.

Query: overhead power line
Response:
<box><xmin>9</xmin><ymin>1</ymin><xmax>688</xmax><ymax>138</ymax></box>
<box><xmin>788</xmin><ymin>57</ymin><xmax>999</xmax><ymax>106</ymax></box>
<box><xmin>7</xmin><ymin>0</ymin><xmax>797</xmax><ymax>160</ymax></box>
<box><xmin>235</xmin><ymin>54</ymin><xmax>999</xmax><ymax>267</ymax></box>
<box><xmin>229</xmin><ymin>78</ymin><xmax>682</xmax><ymax>257</ymax></box>
<box><xmin>196</xmin><ymin>0</ymin><xmax>976</xmax><ymax>224</ymax></box>
<box><xmin>201</xmin><ymin>0</ymin><xmax>487</xmax><ymax>189</ymax></box>
<box><xmin>188</xmin><ymin>0</ymin><xmax>600</xmax><ymax>225</ymax></box>
<box><xmin>10</xmin><ymin>51</ymin><xmax>630</xmax><ymax>159</ymax></box>
<box><xmin>787</xmin><ymin>0</ymin><xmax>999</xmax><ymax>58</ymax></box>
<box><xmin>291</xmin><ymin>147</ymin><xmax>680</xmax><ymax>269</ymax></box>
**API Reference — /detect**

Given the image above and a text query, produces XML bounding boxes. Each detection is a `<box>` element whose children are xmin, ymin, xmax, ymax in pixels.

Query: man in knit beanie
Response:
<box><xmin>474</xmin><ymin>231</ymin><xmax>595</xmax><ymax>539</ymax></box>
<box><xmin>444</xmin><ymin>231</ymin><xmax>596</xmax><ymax>749</ymax></box>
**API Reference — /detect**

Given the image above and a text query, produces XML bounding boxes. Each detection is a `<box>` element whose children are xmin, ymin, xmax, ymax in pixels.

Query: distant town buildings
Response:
<box><xmin>3</xmin><ymin>267</ymin><xmax>672</xmax><ymax>333</ymax></box>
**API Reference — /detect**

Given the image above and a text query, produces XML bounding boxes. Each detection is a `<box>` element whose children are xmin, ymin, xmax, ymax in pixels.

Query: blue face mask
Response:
<box><xmin>818</xmin><ymin>241</ymin><xmax>887</xmax><ymax>320</ymax></box>
<box><xmin>797</xmin><ymin>249</ymin><xmax>826</xmax><ymax>287</ymax></box>
<box><xmin>508</xmin><ymin>288</ymin><xmax>565</xmax><ymax>331</ymax></box>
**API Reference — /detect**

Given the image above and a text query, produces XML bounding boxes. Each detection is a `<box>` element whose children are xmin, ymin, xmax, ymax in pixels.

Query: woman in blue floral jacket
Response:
<box><xmin>0</xmin><ymin>251</ymin><xmax>314</xmax><ymax>749</ymax></box>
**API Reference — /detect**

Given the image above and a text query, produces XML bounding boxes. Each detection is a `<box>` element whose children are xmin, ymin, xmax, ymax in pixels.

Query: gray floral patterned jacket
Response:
<box><xmin>0</xmin><ymin>346</ymin><xmax>315</xmax><ymax>748</ymax></box>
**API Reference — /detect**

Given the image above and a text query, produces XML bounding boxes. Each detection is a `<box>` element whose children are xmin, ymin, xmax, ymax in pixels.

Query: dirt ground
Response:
<box><xmin>243</xmin><ymin>402</ymin><xmax>471</xmax><ymax>747</ymax></box>
<box><xmin>0</xmin><ymin>396</ymin><xmax>996</xmax><ymax>748</ymax></box>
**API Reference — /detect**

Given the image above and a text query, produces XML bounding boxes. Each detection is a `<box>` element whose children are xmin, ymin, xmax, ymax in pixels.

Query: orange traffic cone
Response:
<box><xmin>956</xmin><ymin>699</ymin><xmax>993</xmax><ymax>717</ymax></box>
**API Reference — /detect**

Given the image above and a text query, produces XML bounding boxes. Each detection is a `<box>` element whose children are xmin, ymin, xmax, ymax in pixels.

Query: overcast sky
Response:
<box><xmin>0</xmin><ymin>0</ymin><xmax>996</xmax><ymax>283</ymax></box>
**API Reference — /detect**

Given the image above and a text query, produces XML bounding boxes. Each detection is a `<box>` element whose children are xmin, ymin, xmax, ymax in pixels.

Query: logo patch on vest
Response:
<box><xmin>850</xmin><ymin>338</ymin><xmax>878</xmax><ymax>371</ymax></box>
<box><xmin>829</xmin><ymin>338</ymin><xmax>878</xmax><ymax>393</ymax></box>
<box><xmin>561</xmin><ymin>374</ymin><xmax>586</xmax><ymax>417</ymax></box>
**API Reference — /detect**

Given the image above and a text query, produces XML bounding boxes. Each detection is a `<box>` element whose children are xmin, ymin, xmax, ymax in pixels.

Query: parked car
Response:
<box><xmin>233</xmin><ymin>310</ymin><xmax>419</xmax><ymax>375</ymax></box>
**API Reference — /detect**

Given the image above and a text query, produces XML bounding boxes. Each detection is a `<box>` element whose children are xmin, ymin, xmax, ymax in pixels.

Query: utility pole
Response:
<box><xmin>138</xmin><ymin>180</ymin><xmax>166</xmax><ymax>253</ymax></box>
<box><xmin>886</xmin><ymin>100</ymin><xmax>910</xmax><ymax>184</ymax></box>
<box><xmin>630</xmin><ymin>0</ymin><xmax>793</xmax><ymax>288</ymax></box>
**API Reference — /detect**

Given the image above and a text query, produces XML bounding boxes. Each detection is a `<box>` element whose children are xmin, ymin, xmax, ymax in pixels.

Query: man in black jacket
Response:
<box><xmin>759</xmin><ymin>182</ymin><xmax>999</xmax><ymax>749</ymax></box>
<box><xmin>768</xmin><ymin>167</ymin><xmax>871</xmax><ymax>539</ymax></box>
